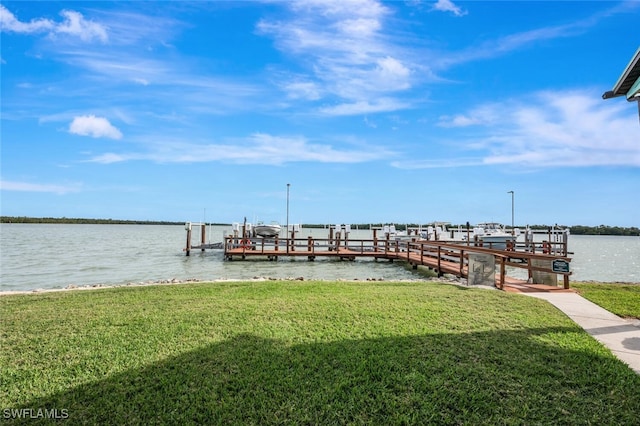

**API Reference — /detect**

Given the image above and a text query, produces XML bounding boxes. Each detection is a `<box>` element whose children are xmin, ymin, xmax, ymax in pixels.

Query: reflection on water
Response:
<box><xmin>1</xmin><ymin>224</ymin><xmax>638</xmax><ymax>292</ymax></box>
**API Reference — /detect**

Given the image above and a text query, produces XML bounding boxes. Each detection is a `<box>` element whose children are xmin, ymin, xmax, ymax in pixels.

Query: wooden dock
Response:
<box><xmin>214</xmin><ymin>233</ymin><xmax>572</xmax><ymax>291</ymax></box>
<box><xmin>182</xmin><ymin>222</ymin><xmax>572</xmax><ymax>291</ymax></box>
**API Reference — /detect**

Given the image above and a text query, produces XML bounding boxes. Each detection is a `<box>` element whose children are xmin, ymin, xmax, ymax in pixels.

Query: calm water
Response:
<box><xmin>1</xmin><ymin>224</ymin><xmax>638</xmax><ymax>292</ymax></box>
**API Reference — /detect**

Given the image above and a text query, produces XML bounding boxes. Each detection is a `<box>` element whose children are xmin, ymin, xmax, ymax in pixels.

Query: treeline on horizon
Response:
<box><xmin>0</xmin><ymin>216</ymin><xmax>189</xmax><ymax>226</ymax></box>
<box><xmin>2</xmin><ymin>216</ymin><xmax>638</xmax><ymax>236</ymax></box>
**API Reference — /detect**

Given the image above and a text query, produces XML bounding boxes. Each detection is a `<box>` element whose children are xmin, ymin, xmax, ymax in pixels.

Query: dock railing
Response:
<box><xmin>221</xmin><ymin>235</ymin><xmax>571</xmax><ymax>289</ymax></box>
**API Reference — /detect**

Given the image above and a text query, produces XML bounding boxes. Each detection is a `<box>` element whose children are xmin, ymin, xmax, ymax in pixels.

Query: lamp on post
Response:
<box><xmin>286</xmin><ymin>183</ymin><xmax>290</xmax><ymax>253</ymax></box>
<box><xmin>507</xmin><ymin>191</ymin><xmax>514</xmax><ymax>235</ymax></box>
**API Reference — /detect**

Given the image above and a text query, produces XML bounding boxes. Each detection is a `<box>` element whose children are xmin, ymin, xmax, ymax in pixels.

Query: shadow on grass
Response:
<box><xmin>14</xmin><ymin>327</ymin><xmax>640</xmax><ymax>424</ymax></box>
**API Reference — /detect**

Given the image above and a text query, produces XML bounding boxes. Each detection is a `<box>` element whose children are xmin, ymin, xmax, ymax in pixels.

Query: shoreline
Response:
<box><xmin>2</xmin><ymin>277</ymin><xmax>638</xmax><ymax>297</ymax></box>
<box><xmin>0</xmin><ymin>276</ymin><xmax>458</xmax><ymax>296</ymax></box>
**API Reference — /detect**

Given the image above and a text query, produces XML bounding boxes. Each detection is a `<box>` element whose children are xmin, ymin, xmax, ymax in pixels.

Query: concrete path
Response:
<box><xmin>525</xmin><ymin>292</ymin><xmax>640</xmax><ymax>375</ymax></box>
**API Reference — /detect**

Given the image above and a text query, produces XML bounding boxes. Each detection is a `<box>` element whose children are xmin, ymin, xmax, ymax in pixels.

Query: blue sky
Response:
<box><xmin>1</xmin><ymin>1</ymin><xmax>639</xmax><ymax>227</ymax></box>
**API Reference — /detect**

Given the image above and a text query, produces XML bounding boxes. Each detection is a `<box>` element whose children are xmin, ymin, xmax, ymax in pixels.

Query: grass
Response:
<box><xmin>571</xmin><ymin>281</ymin><xmax>640</xmax><ymax>319</ymax></box>
<box><xmin>2</xmin><ymin>280</ymin><xmax>639</xmax><ymax>424</ymax></box>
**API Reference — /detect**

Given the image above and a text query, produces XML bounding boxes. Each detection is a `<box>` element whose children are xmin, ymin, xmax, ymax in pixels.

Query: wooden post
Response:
<box><xmin>499</xmin><ymin>256</ymin><xmax>506</xmax><ymax>289</ymax></box>
<box><xmin>344</xmin><ymin>229</ymin><xmax>348</xmax><ymax>251</ymax></box>
<box><xmin>224</xmin><ymin>236</ymin><xmax>233</xmax><ymax>260</ymax></box>
<box><xmin>373</xmin><ymin>228</ymin><xmax>378</xmax><ymax>253</ymax></box>
<box><xmin>563</xmin><ymin>274</ymin><xmax>570</xmax><ymax>289</ymax></box>
<box><xmin>185</xmin><ymin>224</ymin><xmax>192</xmax><ymax>256</ymax></box>
<box><xmin>290</xmin><ymin>228</ymin><xmax>295</xmax><ymax>252</ymax></box>
<box><xmin>437</xmin><ymin>245</ymin><xmax>442</xmax><ymax>277</ymax></box>
<box><xmin>201</xmin><ymin>223</ymin><xmax>206</xmax><ymax>252</ymax></box>
<box><xmin>329</xmin><ymin>226</ymin><xmax>334</xmax><ymax>251</ymax></box>
<box><xmin>466</xmin><ymin>222</ymin><xmax>470</xmax><ymax>246</ymax></box>
<box><xmin>223</xmin><ymin>236</ymin><xmax>228</xmax><ymax>258</ymax></box>
<box><xmin>459</xmin><ymin>249</ymin><xmax>464</xmax><ymax>277</ymax></box>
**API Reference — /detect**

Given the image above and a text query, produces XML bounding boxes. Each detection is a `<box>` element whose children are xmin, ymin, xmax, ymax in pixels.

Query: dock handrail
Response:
<box><xmin>220</xmin><ymin>235</ymin><xmax>571</xmax><ymax>289</ymax></box>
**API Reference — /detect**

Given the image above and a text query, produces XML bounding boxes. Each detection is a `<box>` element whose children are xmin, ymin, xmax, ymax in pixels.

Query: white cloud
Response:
<box><xmin>319</xmin><ymin>98</ymin><xmax>408</xmax><ymax>116</ymax></box>
<box><xmin>290</xmin><ymin>0</ymin><xmax>388</xmax><ymax>19</ymax></box>
<box><xmin>363</xmin><ymin>116</ymin><xmax>377</xmax><ymax>129</ymax></box>
<box><xmin>398</xmin><ymin>90</ymin><xmax>640</xmax><ymax>169</ymax></box>
<box><xmin>257</xmin><ymin>0</ymin><xmax>416</xmax><ymax>110</ymax></box>
<box><xmin>69</xmin><ymin>115</ymin><xmax>123</xmax><ymax>139</ymax></box>
<box><xmin>391</xmin><ymin>157</ymin><xmax>483</xmax><ymax>169</ymax></box>
<box><xmin>283</xmin><ymin>81</ymin><xmax>322</xmax><ymax>100</ymax></box>
<box><xmin>437</xmin><ymin>105</ymin><xmax>502</xmax><ymax>128</ymax></box>
<box><xmin>431</xmin><ymin>6</ymin><xmax>628</xmax><ymax>70</ymax></box>
<box><xmin>0</xmin><ymin>5</ymin><xmax>54</xmax><ymax>33</ymax></box>
<box><xmin>438</xmin><ymin>115</ymin><xmax>482</xmax><ymax>127</ymax></box>
<box><xmin>0</xmin><ymin>180</ymin><xmax>81</xmax><ymax>194</ymax></box>
<box><xmin>56</xmin><ymin>10</ymin><xmax>108</xmax><ymax>42</ymax></box>
<box><xmin>374</xmin><ymin>56</ymin><xmax>411</xmax><ymax>90</ymax></box>
<box><xmin>89</xmin><ymin>153</ymin><xmax>131</xmax><ymax>164</ymax></box>
<box><xmin>431</xmin><ymin>0</ymin><xmax>467</xmax><ymax>17</ymax></box>
<box><xmin>0</xmin><ymin>5</ymin><xmax>107</xmax><ymax>42</ymax></box>
<box><xmin>86</xmin><ymin>132</ymin><xmax>394</xmax><ymax>165</ymax></box>
<box><xmin>336</xmin><ymin>17</ymin><xmax>381</xmax><ymax>37</ymax></box>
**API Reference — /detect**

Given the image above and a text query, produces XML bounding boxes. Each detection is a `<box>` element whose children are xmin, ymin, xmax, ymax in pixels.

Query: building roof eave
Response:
<box><xmin>602</xmin><ymin>46</ymin><xmax>640</xmax><ymax>100</ymax></box>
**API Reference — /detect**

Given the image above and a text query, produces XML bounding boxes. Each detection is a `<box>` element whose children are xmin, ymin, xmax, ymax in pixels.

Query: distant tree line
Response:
<box><xmin>0</xmin><ymin>216</ymin><xmax>186</xmax><ymax>225</ymax></box>
<box><xmin>566</xmin><ymin>225</ymin><xmax>639</xmax><ymax>236</ymax></box>
<box><xmin>2</xmin><ymin>217</ymin><xmax>638</xmax><ymax>235</ymax></box>
<box><xmin>301</xmin><ymin>223</ymin><xmax>640</xmax><ymax>236</ymax></box>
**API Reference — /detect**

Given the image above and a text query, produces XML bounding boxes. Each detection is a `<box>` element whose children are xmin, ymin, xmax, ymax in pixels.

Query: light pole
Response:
<box><xmin>286</xmin><ymin>183</ymin><xmax>290</xmax><ymax>253</ymax></box>
<box><xmin>507</xmin><ymin>191</ymin><xmax>514</xmax><ymax>235</ymax></box>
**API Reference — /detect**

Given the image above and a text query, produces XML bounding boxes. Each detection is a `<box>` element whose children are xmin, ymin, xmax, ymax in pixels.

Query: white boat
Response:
<box><xmin>380</xmin><ymin>224</ymin><xmax>415</xmax><ymax>241</ymax></box>
<box><xmin>422</xmin><ymin>222</ymin><xmax>452</xmax><ymax>241</ymax></box>
<box><xmin>253</xmin><ymin>221</ymin><xmax>281</xmax><ymax>237</ymax></box>
<box><xmin>472</xmin><ymin>222</ymin><xmax>519</xmax><ymax>248</ymax></box>
<box><xmin>382</xmin><ymin>224</ymin><xmax>403</xmax><ymax>238</ymax></box>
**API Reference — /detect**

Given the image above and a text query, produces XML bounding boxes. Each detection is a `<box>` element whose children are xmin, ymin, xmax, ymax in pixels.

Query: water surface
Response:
<box><xmin>1</xmin><ymin>224</ymin><xmax>638</xmax><ymax>292</ymax></box>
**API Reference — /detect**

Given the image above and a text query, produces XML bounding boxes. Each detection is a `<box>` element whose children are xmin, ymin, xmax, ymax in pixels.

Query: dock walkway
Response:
<box><xmin>218</xmin><ymin>235</ymin><xmax>572</xmax><ymax>290</ymax></box>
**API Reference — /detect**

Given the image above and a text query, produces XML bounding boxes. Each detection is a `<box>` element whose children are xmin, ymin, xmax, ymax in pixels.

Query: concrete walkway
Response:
<box><xmin>525</xmin><ymin>292</ymin><xmax>640</xmax><ymax>375</ymax></box>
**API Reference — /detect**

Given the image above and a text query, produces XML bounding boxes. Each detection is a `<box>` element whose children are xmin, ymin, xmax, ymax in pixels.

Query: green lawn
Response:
<box><xmin>571</xmin><ymin>281</ymin><xmax>640</xmax><ymax>319</ymax></box>
<box><xmin>2</xmin><ymin>281</ymin><xmax>639</xmax><ymax>424</ymax></box>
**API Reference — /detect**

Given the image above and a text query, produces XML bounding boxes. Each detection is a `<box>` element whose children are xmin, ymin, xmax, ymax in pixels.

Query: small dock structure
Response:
<box><xmin>184</xmin><ymin>223</ymin><xmax>573</xmax><ymax>291</ymax></box>
<box><xmin>183</xmin><ymin>222</ymin><xmax>224</xmax><ymax>255</ymax></box>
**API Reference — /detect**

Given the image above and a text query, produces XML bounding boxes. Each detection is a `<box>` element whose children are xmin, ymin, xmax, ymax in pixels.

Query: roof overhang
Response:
<box><xmin>602</xmin><ymin>47</ymin><xmax>640</xmax><ymax>101</ymax></box>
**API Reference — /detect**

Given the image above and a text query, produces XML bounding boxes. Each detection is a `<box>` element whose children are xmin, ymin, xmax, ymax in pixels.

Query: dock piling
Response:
<box><xmin>185</xmin><ymin>222</ymin><xmax>192</xmax><ymax>256</ymax></box>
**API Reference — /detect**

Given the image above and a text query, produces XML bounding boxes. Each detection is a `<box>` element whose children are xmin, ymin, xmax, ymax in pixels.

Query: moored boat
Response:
<box><xmin>472</xmin><ymin>222</ymin><xmax>519</xmax><ymax>248</ymax></box>
<box><xmin>253</xmin><ymin>221</ymin><xmax>281</xmax><ymax>237</ymax></box>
